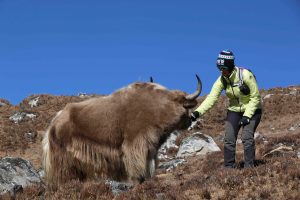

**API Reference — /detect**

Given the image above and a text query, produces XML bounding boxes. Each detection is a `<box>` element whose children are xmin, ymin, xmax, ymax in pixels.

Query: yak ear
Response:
<box><xmin>171</xmin><ymin>91</ymin><xmax>198</xmax><ymax>109</ymax></box>
<box><xmin>183</xmin><ymin>99</ymin><xmax>198</xmax><ymax>109</ymax></box>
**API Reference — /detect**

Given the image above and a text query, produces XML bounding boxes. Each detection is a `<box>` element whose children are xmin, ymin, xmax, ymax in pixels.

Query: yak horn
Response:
<box><xmin>186</xmin><ymin>74</ymin><xmax>202</xmax><ymax>100</ymax></box>
<box><xmin>150</xmin><ymin>77</ymin><xmax>154</xmax><ymax>83</ymax></box>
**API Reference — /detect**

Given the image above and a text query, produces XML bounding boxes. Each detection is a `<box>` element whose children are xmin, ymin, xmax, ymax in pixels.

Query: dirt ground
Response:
<box><xmin>0</xmin><ymin>86</ymin><xmax>299</xmax><ymax>199</ymax></box>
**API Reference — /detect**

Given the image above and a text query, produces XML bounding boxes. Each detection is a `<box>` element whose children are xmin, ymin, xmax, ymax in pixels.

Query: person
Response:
<box><xmin>191</xmin><ymin>50</ymin><xmax>262</xmax><ymax>168</ymax></box>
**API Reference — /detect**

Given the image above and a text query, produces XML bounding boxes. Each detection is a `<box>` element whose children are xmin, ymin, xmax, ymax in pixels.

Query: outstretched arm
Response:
<box><xmin>195</xmin><ymin>77</ymin><xmax>224</xmax><ymax>116</ymax></box>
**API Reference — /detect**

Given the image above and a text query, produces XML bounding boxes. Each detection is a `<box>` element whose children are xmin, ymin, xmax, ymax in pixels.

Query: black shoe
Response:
<box><xmin>244</xmin><ymin>164</ymin><xmax>254</xmax><ymax>169</ymax></box>
<box><xmin>224</xmin><ymin>163</ymin><xmax>237</xmax><ymax>169</ymax></box>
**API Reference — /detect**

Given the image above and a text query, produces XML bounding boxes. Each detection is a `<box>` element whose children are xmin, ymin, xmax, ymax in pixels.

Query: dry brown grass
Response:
<box><xmin>0</xmin><ymin>86</ymin><xmax>299</xmax><ymax>199</ymax></box>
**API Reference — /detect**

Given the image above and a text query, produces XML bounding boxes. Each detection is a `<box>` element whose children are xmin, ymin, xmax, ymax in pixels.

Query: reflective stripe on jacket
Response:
<box><xmin>195</xmin><ymin>66</ymin><xmax>262</xmax><ymax>118</ymax></box>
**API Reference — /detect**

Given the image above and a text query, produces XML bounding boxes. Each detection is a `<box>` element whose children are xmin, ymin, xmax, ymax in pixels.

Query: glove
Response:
<box><xmin>239</xmin><ymin>116</ymin><xmax>250</xmax><ymax>126</ymax></box>
<box><xmin>190</xmin><ymin>111</ymin><xmax>200</xmax><ymax>121</ymax></box>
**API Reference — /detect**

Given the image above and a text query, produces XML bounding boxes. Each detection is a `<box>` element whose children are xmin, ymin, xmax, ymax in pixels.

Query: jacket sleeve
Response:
<box><xmin>243</xmin><ymin>70</ymin><xmax>261</xmax><ymax>118</ymax></box>
<box><xmin>195</xmin><ymin>77</ymin><xmax>224</xmax><ymax>115</ymax></box>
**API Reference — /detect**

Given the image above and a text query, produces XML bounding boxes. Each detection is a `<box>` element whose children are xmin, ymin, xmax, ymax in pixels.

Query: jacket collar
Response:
<box><xmin>229</xmin><ymin>66</ymin><xmax>238</xmax><ymax>79</ymax></box>
<box><xmin>223</xmin><ymin>66</ymin><xmax>238</xmax><ymax>81</ymax></box>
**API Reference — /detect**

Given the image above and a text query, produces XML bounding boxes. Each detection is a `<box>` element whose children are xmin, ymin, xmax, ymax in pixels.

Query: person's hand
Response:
<box><xmin>190</xmin><ymin>111</ymin><xmax>200</xmax><ymax>121</ymax></box>
<box><xmin>239</xmin><ymin>116</ymin><xmax>250</xmax><ymax>126</ymax></box>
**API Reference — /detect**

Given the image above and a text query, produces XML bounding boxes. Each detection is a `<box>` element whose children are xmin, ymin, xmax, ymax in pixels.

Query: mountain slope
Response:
<box><xmin>0</xmin><ymin>86</ymin><xmax>299</xmax><ymax>199</ymax></box>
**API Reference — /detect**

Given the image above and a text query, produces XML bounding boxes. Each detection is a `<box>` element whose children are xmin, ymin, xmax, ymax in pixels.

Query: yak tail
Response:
<box><xmin>42</xmin><ymin>110</ymin><xmax>65</xmax><ymax>188</ymax></box>
<box><xmin>42</xmin><ymin>127</ymin><xmax>51</xmax><ymax>179</ymax></box>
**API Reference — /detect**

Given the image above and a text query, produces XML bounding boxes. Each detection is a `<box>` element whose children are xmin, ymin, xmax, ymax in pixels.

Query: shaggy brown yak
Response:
<box><xmin>43</xmin><ymin>75</ymin><xmax>202</xmax><ymax>187</ymax></box>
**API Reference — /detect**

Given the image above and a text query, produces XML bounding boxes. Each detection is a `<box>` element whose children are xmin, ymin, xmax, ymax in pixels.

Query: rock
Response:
<box><xmin>289</xmin><ymin>127</ymin><xmax>296</xmax><ymax>131</ymax></box>
<box><xmin>9</xmin><ymin>113</ymin><xmax>26</xmax><ymax>123</ymax></box>
<box><xmin>28</xmin><ymin>97</ymin><xmax>40</xmax><ymax>108</ymax></box>
<box><xmin>263</xmin><ymin>145</ymin><xmax>294</xmax><ymax>158</ymax></box>
<box><xmin>38</xmin><ymin>170</ymin><xmax>45</xmax><ymax>178</ymax></box>
<box><xmin>25</xmin><ymin>113</ymin><xmax>37</xmax><ymax>119</ymax></box>
<box><xmin>158</xmin><ymin>131</ymin><xmax>180</xmax><ymax>160</ymax></box>
<box><xmin>24</xmin><ymin>132</ymin><xmax>37</xmax><ymax>142</ymax></box>
<box><xmin>156</xmin><ymin>193</ymin><xmax>166</xmax><ymax>200</ymax></box>
<box><xmin>214</xmin><ymin>134</ymin><xmax>225</xmax><ymax>142</ymax></box>
<box><xmin>0</xmin><ymin>102</ymin><xmax>6</xmax><ymax>107</ymax></box>
<box><xmin>78</xmin><ymin>92</ymin><xmax>88</xmax><ymax>98</ymax></box>
<box><xmin>289</xmin><ymin>90</ymin><xmax>297</xmax><ymax>95</ymax></box>
<box><xmin>254</xmin><ymin>132</ymin><xmax>268</xmax><ymax>143</ymax></box>
<box><xmin>263</xmin><ymin>94</ymin><xmax>273</xmax><ymax>100</ymax></box>
<box><xmin>0</xmin><ymin>157</ymin><xmax>42</xmax><ymax>195</ymax></box>
<box><xmin>158</xmin><ymin>154</ymin><xmax>169</xmax><ymax>160</ymax></box>
<box><xmin>9</xmin><ymin>112</ymin><xmax>37</xmax><ymax>123</ymax></box>
<box><xmin>288</xmin><ymin>123</ymin><xmax>299</xmax><ymax>131</ymax></box>
<box><xmin>297</xmin><ymin>151</ymin><xmax>300</xmax><ymax>159</ymax></box>
<box><xmin>158</xmin><ymin>159</ymin><xmax>186</xmax><ymax>171</ymax></box>
<box><xmin>105</xmin><ymin>180</ymin><xmax>133</xmax><ymax>196</ymax></box>
<box><xmin>254</xmin><ymin>132</ymin><xmax>260</xmax><ymax>140</ymax></box>
<box><xmin>176</xmin><ymin>132</ymin><xmax>221</xmax><ymax>158</ymax></box>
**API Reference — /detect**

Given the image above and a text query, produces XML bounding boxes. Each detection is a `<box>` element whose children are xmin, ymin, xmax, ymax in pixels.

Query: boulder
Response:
<box><xmin>105</xmin><ymin>180</ymin><xmax>133</xmax><ymax>196</ymax></box>
<box><xmin>28</xmin><ymin>97</ymin><xmax>40</xmax><ymax>108</ymax></box>
<box><xmin>9</xmin><ymin>112</ymin><xmax>37</xmax><ymax>123</ymax></box>
<box><xmin>176</xmin><ymin>132</ymin><xmax>221</xmax><ymax>158</ymax></box>
<box><xmin>158</xmin><ymin>131</ymin><xmax>180</xmax><ymax>160</ymax></box>
<box><xmin>263</xmin><ymin>94</ymin><xmax>273</xmax><ymax>100</ymax></box>
<box><xmin>158</xmin><ymin>159</ymin><xmax>186</xmax><ymax>171</ymax></box>
<box><xmin>0</xmin><ymin>157</ymin><xmax>42</xmax><ymax>195</ymax></box>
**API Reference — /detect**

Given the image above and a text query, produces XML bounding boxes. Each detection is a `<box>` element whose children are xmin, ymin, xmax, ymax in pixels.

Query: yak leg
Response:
<box><xmin>122</xmin><ymin>139</ymin><xmax>147</xmax><ymax>183</ymax></box>
<box><xmin>147</xmin><ymin>148</ymin><xmax>157</xmax><ymax>178</ymax></box>
<box><xmin>122</xmin><ymin>131</ymin><xmax>159</xmax><ymax>183</ymax></box>
<box><xmin>122</xmin><ymin>140</ymin><xmax>154</xmax><ymax>183</ymax></box>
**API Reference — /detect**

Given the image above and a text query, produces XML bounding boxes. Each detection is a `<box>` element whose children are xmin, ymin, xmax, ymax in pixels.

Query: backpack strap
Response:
<box><xmin>238</xmin><ymin>66</ymin><xmax>256</xmax><ymax>83</ymax></box>
<box><xmin>221</xmin><ymin>66</ymin><xmax>239</xmax><ymax>89</ymax></box>
<box><xmin>221</xmin><ymin>66</ymin><xmax>254</xmax><ymax>90</ymax></box>
<box><xmin>238</xmin><ymin>67</ymin><xmax>244</xmax><ymax>85</ymax></box>
<box><xmin>223</xmin><ymin>66</ymin><xmax>242</xmax><ymax>88</ymax></box>
<box><xmin>221</xmin><ymin>75</ymin><xmax>227</xmax><ymax>89</ymax></box>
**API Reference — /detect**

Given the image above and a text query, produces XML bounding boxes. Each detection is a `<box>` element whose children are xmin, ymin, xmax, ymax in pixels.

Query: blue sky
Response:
<box><xmin>0</xmin><ymin>0</ymin><xmax>299</xmax><ymax>105</ymax></box>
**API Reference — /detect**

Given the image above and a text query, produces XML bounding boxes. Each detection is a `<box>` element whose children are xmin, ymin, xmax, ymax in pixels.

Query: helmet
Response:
<box><xmin>216</xmin><ymin>50</ymin><xmax>235</xmax><ymax>72</ymax></box>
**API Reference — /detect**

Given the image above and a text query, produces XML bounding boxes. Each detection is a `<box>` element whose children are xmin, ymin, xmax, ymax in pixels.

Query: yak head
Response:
<box><xmin>176</xmin><ymin>74</ymin><xmax>202</xmax><ymax>129</ymax></box>
<box><xmin>137</xmin><ymin>75</ymin><xmax>202</xmax><ymax>133</ymax></box>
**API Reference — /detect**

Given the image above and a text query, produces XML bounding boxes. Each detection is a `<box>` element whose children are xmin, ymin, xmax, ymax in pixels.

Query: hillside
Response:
<box><xmin>0</xmin><ymin>86</ymin><xmax>299</xmax><ymax>199</ymax></box>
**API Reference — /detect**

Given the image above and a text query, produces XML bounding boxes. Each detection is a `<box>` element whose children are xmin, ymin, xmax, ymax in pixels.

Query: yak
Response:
<box><xmin>43</xmin><ymin>75</ymin><xmax>202</xmax><ymax>187</ymax></box>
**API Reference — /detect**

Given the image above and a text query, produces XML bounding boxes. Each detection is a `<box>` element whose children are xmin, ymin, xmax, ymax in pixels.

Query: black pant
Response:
<box><xmin>224</xmin><ymin>109</ymin><xmax>262</xmax><ymax>168</ymax></box>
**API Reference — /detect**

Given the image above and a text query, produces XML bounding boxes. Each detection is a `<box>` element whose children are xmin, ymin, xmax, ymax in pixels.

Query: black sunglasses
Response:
<box><xmin>217</xmin><ymin>65</ymin><xmax>230</xmax><ymax>71</ymax></box>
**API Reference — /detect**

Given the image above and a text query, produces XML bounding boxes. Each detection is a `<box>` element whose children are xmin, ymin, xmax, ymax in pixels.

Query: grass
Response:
<box><xmin>0</xmin><ymin>86</ymin><xmax>299</xmax><ymax>199</ymax></box>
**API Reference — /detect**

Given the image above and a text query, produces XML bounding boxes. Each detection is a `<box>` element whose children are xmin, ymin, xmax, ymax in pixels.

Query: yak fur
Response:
<box><xmin>43</xmin><ymin>81</ymin><xmax>199</xmax><ymax>188</ymax></box>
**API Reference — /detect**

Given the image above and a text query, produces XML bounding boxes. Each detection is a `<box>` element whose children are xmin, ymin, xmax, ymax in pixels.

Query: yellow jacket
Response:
<box><xmin>195</xmin><ymin>66</ymin><xmax>262</xmax><ymax>118</ymax></box>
